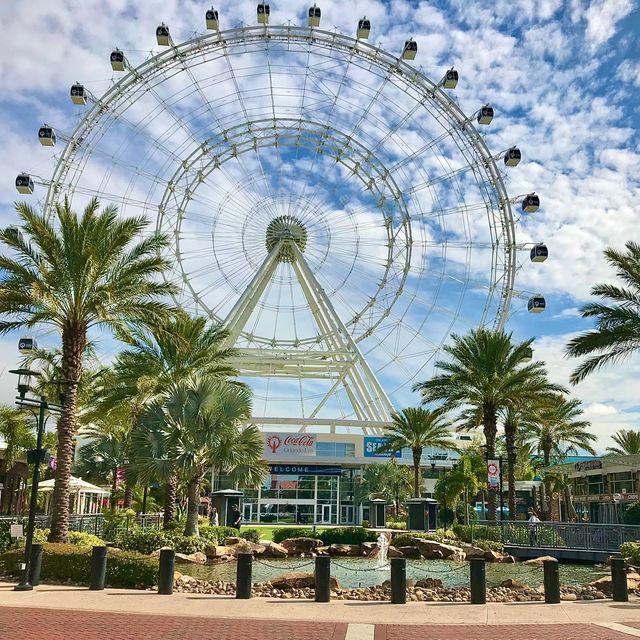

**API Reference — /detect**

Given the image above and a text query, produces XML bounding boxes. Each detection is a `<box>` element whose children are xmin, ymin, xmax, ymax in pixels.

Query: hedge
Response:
<box><xmin>0</xmin><ymin>543</ymin><xmax>157</xmax><ymax>589</ymax></box>
<box><xmin>272</xmin><ymin>527</ymin><xmax>377</xmax><ymax>545</ymax></box>
<box><xmin>31</xmin><ymin>529</ymin><xmax>104</xmax><ymax>548</ymax></box>
<box><xmin>621</xmin><ymin>541</ymin><xmax>640</xmax><ymax>564</ymax></box>
<box><xmin>391</xmin><ymin>530</ymin><xmax>459</xmax><ymax>548</ymax></box>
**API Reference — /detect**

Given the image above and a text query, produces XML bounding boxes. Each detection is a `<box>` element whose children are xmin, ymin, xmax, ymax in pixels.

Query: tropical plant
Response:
<box><xmin>434</xmin><ymin>450</ymin><xmax>483</xmax><ymax>526</ymax></box>
<box><xmin>0</xmin><ymin>406</ymin><xmax>35</xmax><ymax>468</ymax></box>
<box><xmin>378</xmin><ymin>407</ymin><xmax>457</xmax><ymax>497</ymax></box>
<box><xmin>414</xmin><ymin>328</ymin><xmax>564</xmax><ymax>520</ymax></box>
<box><xmin>355</xmin><ymin>459</ymin><xmax>412</xmax><ymax>517</ymax></box>
<box><xmin>567</xmin><ymin>241</ymin><xmax>640</xmax><ymax>383</ymax></box>
<box><xmin>0</xmin><ymin>198</ymin><xmax>175</xmax><ymax>541</ymax></box>
<box><xmin>97</xmin><ymin>311</ymin><xmax>238</xmax><ymax>527</ymax></box>
<box><xmin>133</xmin><ymin>377</ymin><xmax>266</xmax><ymax>536</ymax></box>
<box><xmin>606</xmin><ymin>430</ymin><xmax>640</xmax><ymax>456</ymax></box>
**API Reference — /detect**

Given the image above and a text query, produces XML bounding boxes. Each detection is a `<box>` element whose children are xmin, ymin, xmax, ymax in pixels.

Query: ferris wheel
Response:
<box><xmin>17</xmin><ymin>4</ymin><xmax>548</xmax><ymax>434</ymax></box>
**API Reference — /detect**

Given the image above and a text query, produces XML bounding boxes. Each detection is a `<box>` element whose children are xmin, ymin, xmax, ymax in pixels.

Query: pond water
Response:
<box><xmin>178</xmin><ymin>558</ymin><xmax>608</xmax><ymax>590</ymax></box>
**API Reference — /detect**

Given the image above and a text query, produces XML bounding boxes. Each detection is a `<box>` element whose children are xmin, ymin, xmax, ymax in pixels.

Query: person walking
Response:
<box><xmin>527</xmin><ymin>507</ymin><xmax>540</xmax><ymax>546</ymax></box>
<box><xmin>231</xmin><ymin>504</ymin><xmax>242</xmax><ymax>531</ymax></box>
<box><xmin>209</xmin><ymin>506</ymin><xmax>219</xmax><ymax>527</ymax></box>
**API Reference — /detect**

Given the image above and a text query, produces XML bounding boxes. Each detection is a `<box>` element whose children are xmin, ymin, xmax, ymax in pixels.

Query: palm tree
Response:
<box><xmin>0</xmin><ymin>198</ymin><xmax>175</xmax><ymax>541</ymax></box>
<box><xmin>567</xmin><ymin>242</ymin><xmax>640</xmax><ymax>383</ymax></box>
<box><xmin>134</xmin><ymin>377</ymin><xmax>265</xmax><ymax>536</ymax></box>
<box><xmin>0</xmin><ymin>406</ymin><xmax>36</xmax><ymax>468</ymax></box>
<box><xmin>434</xmin><ymin>452</ymin><xmax>481</xmax><ymax>526</ymax></box>
<box><xmin>414</xmin><ymin>328</ymin><xmax>564</xmax><ymax>521</ymax></box>
<box><xmin>99</xmin><ymin>311</ymin><xmax>239</xmax><ymax>527</ymax></box>
<box><xmin>606</xmin><ymin>430</ymin><xmax>640</xmax><ymax>456</ymax></box>
<box><xmin>521</xmin><ymin>396</ymin><xmax>596</xmax><ymax>519</ymax></box>
<box><xmin>378</xmin><ymin>407</ymin><xmax>457</xmax><ymax>497</ymax></box>
<box><xmin>355</xmin><ymin>460</ymin><xmax>412</xmax><ymax>518</ymax></box>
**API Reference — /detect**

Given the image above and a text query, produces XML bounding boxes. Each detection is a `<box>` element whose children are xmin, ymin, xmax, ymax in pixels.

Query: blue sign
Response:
<box><xmin>364</xmin><ymin>437</ymin><xmax>398</xmax><ymax>458</ymax></box>
<box><xmin>269</xmin><ymin>464</ymin><xmax>342</xmax><ymax>476</ymax></box>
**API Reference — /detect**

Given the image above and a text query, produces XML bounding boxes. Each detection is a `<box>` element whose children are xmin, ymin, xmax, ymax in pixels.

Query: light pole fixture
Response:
<box><xmin>9</xmin><ymin>356</ymin><xmax>65</xmax><ymax>592</ymax></box>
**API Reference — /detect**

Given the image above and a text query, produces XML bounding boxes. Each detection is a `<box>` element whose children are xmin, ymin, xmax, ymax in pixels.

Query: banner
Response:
<box><xmin>487</xmin><ymin>459</ymin><xmax>501</xmax><ymax>492</ymax></box>
<box><xmin>264</xmin><ymin>433</ymin><xmax>316</xmax><ymax>458</ymax></box>
<box><xmin>268</xmin><ymin>464</ymin><xmax>342</xmax><ymax>476</ymax></box>
<box><xmin>364</xmin><ymin>436</ymin><xmax>401</xmax><ymax>458</ymax></box>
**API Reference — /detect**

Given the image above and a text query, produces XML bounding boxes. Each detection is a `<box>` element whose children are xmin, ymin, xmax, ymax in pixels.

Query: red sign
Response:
<box><xmin>264</xmin><ymin>433</ymin><xmax>316</xmax><ymax>458</ymax></box>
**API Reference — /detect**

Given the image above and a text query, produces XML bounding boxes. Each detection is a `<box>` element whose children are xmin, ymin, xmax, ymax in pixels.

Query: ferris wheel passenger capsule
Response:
<box><xmin>308</xmin><ymin>4</ymin><xmax>321</xmax><ymax>27</ymax></box>
<box><xmin>402</xmin><ymin>38</ymin><xmax>417</xmax><ymax>60</ymax></box>
<box><xmin>156</xmin><ymin>23</ymin><xmax>170</xmax><ymax>46</ymax></box>
<box><xmin>357</xmin><ymin>17</ymin><xmax>370</xmax><ymax>39</ymax></box>
<box><xmin>70</xmin><ymin>83</ymin><xmax>87</xmax><ymax>105</ymax></box>
<box><xmin>521</xmin><ymin>193</ymin><xmax>540</xmax><ymax>213</ymax></box>
<box><xmin>110</xmin><ymin>49</ymin><xmax>126</xmax><ymax>71</ymax></box>
<box><xmin>38</xmin><ymin>125</ymin><xmax>56</xmax><ymax>147</ymax></box>
<box><xmin>257</xmin><ymin>3</ymin><xmax>270</xmax><ymax>24</ymax></box>
<box><xmin>528</xmin><ymin>295</ymin><xmax>546</xmax><ymax>313</ymax></box>
<box><xmin>15</xmin><ymin>173</ymin><xmax>34</xmax><ymax>195</ymax></box>
<box><xmin>530</xmin><ymin>243</ymin><xmax>548</xmax><ymax>262</ymax></box>
<box><xmin>504</xmin><ymin>147</ymin><xmax>521</xmax><ymax>167</ymax></box>
<box><xmin>522</xmin><ymin>346</ymin><xmax>533</xmax><ymax>361</ymax></box>
<box><xmin>477</xmin><ymin>105</ymin><xmax>494</xmax><ymax>125</ymax></box>
<box><xmin>206</xmin><ymin>7</ymin><xmax>219</xmax><ymax>30</ymax></box>
<box><xmin>442</xmin><ymin>68</ymin><xmax>458</xmax><ymax>89</ymax></box>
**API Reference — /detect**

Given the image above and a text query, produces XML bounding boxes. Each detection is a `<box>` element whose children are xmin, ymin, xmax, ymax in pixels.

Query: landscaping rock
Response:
<box><xmin>484</xmin><ymin>550</ymin><xmax>503</xmax><ymax>562</ymax></box>
<box><xmin>499</xmin><ymin>555</ymin><xmax>516</xmax><ymax>564</ymax></box>
<box><xmin>386</xmin><ymin>546</ymin><xmax>404</xmax><ymax>558</ymax></box>
<box><xmin>589</xmin><ymin>572</ymin><xmax>640</xmax><ymax>595</ymax></box>
<box><xmin>223</xmin><ymin>537</ymin><xmax>242</xmax><ymax>546</ymax></box>
<box><xmin>461</xmin><ymin>545</ymin><xmax>485</xmax><ymax>559</ymax></box>
<box><xmin>361</xmin><ymin>542</ymin><xmax>378</xmax><ymax>556</ymax></box>
<box><xmin>262</xmin><ymin>542</ymin><xmax>288</xmax><ymax>558</ymax></box>
<box><xmin>328</xmin><ymin>544</ymin><xmax>363</xmax><ymax>557</ymax></box>
<box><xmin>397</xmin><ymin>546</ymin><xmax>422</xmax><ymax>559</ymax></box>
<box><xmin>414</xmin><ymin>539</ymin><xmax>466</xmax><ymax>561</ymax></box>
<box><xmin>271</xmin><ymin>571</ymin><xmax>340</xmax><ymax>590</ymax></box>
<box><xmin>415</xmin><ymin>578</ymin><xmax>443</xmax><ymax>589</ymax></box>
<box><xmin>500</xmin><ymin>579</ymin><xmax>528</xmax><ymax>590</ymax></box>
<box><xmin>522</xmin><ymin>555</ymin><xmax>557</xmax><ymax>566</ymax></box>
<box><xmin>174</xmin><ymin>551</ymin><xmax>207</xmax><ymax>564</ymax></box>
<box><xmin>205</xmin><ymin>545</ymin><xmax>236</xmax><ymax>559</ymax></box>
<box><xmin>281</xmin><ymin>537</ymin><xmax>324</xmax><ymax>555</ymax></box>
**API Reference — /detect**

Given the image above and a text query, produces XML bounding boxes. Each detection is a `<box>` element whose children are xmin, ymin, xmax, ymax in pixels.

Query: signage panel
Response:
<box><xmin>264</xmin><ymin>433</ymin><xmax>316</xmax><ymax>459</ymax></box>
<box><xmin>487</xmin><ymin>459</ymin><xmax>501</xmax><ymax>492</ymax></box>
<box><xmin>574</xmin><ymin>459</ymin><xmax>602</xmax><ymax>472</ymax></box>
<box><xmin>268</xmin><ymin>464</ymin><xmax>342</xmax><ymax>476</ymax></box>
<box><xmin>364</xmin><ymin>436</ymin><xmax>400</xmax><ymax>458</ymax></box>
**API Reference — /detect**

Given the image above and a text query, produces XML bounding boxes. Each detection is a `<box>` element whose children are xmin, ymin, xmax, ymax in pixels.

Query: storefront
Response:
<box><xmin>212</xmin><ymin>432</ymin><xmax>462</xmax><ymax>525</ymax></box>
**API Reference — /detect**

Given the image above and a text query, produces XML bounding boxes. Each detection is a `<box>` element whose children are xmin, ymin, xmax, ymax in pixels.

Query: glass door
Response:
<box><xmin>340</xmin><ymin>505</ymin><xmax>355</xmax><ymax>524</ymax></box>
<box><xmin>243</xmin><ymin>503</ymin><xmax>254</xmax><ymax>523</ymax></box>
<box><xmin>320</xmin><ymin>504</ymin><xmax>332</xmax><ymax>523</ymax></box>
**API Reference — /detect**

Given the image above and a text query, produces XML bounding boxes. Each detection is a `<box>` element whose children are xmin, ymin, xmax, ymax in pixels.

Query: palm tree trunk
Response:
<box><xmin>49</xmin><ymin>328</ymin><xmax>86</xmax><ymax>543</ymax></box>
<box><xmin>163</xmin><ymin>478</ymin><xmax>176</xmax><ymax>529</ymax></box>
<box><xmin>542</xmin><ymin>448</ymin><xmax>551</xmax><ymax>520</ymax></box>
<box><xmin>565</xmin><ymin>486</ymin><xmax>577</xmax><ymax>521</ymax></box>
<box><xmin>110</xmin><ymin>469</ymin><xmax>118</xmax><ymax>508</ymax></box>
<box><xmin>123</xmin><ymin>481</ymin><xmax>134</xmax><ymax>509</ymax></box>
<box><xmin>505</xmin><ymin>430</ymin><xmax>517</xmax><ymax>521</ymax></box>
<box><xmin>184</xmin><ymin>477</ymin><xmax>201</xmax><ymax>537</ymax></box>
<box><xmin>483</xmin><ymin>408</ymin><xmax>498</xmax><ymax>522</ymax></box>
<box><xmin>412</xmin><ymin>449</ymin><xmax>422</xmax><ymax>498</ymax></box>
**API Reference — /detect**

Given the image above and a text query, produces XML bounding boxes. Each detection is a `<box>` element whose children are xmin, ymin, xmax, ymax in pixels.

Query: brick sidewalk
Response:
<box><xmin>0</xmin><ymin>607</ymin><xmax>348</xmax><ymax>640</ymax></box>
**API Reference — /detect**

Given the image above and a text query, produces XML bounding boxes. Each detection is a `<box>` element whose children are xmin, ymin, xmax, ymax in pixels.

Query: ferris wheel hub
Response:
<box><xmin>265</xmin><ymin>215</ymin><xmax>308</xmax><ymax>262</ymax></box>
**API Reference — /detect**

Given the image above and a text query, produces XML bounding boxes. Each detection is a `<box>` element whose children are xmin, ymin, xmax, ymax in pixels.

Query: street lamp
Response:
<box><xmin>9</xmin><ymin>358</ymin><xmax>65</xmax><ymax>591</ymax></box>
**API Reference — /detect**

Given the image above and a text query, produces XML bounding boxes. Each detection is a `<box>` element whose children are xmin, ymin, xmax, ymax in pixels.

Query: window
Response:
<box><xmin>316</xmin><ymin>442</ymin><xmax>355</xmax><ymax>457</ymax></box>
<box><xmin>587</xmin><ymin>474</ymin><xmax>605</xmax><ymax>495</ymax></box>
<box><xmin>610</xmin><ymin>472</ymin><xmax>635</xmax><ymax>495</ymax></box>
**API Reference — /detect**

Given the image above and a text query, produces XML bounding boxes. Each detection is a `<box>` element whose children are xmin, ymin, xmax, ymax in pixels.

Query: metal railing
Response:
<box><xmin>471</xmin><ymin>520</ymin><xmax>640</xmax><ymax>552</ymax></box>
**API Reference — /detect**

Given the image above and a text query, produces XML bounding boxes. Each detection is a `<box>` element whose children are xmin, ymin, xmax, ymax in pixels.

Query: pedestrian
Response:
<box><xmin>527</xmin><ymin>507</ymin><xmax>540</xmax><ymax>546</ymax></box>
<box><xmin>231</xmin><ymin>504</ymin><xmax>242</xmax><ymax>531</ymax></box>
<box><xmin>209</xmin><ymin>506</ymin><xmax>219</xmax><ymax>527</ymax></box>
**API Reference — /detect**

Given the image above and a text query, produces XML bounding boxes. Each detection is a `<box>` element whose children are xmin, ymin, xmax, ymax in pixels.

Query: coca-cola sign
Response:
<box><xmin>263</xmin><ymin>432</ymin><xmax>316</xmax><ymax>458</ymax></box>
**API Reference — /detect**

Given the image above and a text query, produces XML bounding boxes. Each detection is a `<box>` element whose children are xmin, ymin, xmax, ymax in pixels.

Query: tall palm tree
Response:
<box><xmin>0</xmin><ymin>198</ymin><xmax>175</xmax><ymax>541</ymax></box>
<box><xmin>606</xmin><ymin>430</ymin><xmax>640</xmax><ymax>456</ymax></box>
<box><xmin>521</xmin><ymin>396</ymin><xmax>596</xmax><ymax>519</ymax></box>
<box><xmin>414</xmin><ymin>328</ymin><xmax>564</xmax><ymax>521</ymax></box>
<box><xmin>134</xmin><ymin>377</ymin><xmax>265</xmax><ymax>536</ymax></box>
<box><xmin>94</xmin><ymin>311</ymin><xmax>238</xmax><ymax>527</ymax></box>
<box><xmin>567</xmin><ymin>242</ymin><xmax>640</xmax><ymax>383</ymax></box>
<box><xmin>379</xmin><ymin>407</ymin><xmax>457</xmax><ymax>497</ymax></box>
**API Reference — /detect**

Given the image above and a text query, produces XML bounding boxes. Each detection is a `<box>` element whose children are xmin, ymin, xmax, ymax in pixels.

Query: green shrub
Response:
<box><xmin>112</xmin><ymin>528</ymin><xmax>167</xmax><ymax>555</ymax></box>
<box><xmin>272</xmin><ymin>527</ymin><xmax>315</xmax><ymax>543</ymax></box>
<box><xmin>239</xmin><ymin>528</ymin><xmax>260</xmax><ymax>543</ymax></box>
<box><xmin>361</xmin><ymin>520</ymin><xmax>370</xmax><ymax>529</ymax></box>
<box><xmin>30</xmin><ymin>529</ymin><xmax>104</xmax><ymax>548</ymax></box>
<box><xmin>470</xmin><ymin>539</ymin><xmax>504</xmax><ymax>553</ymax></box>
<box><xmin>621</xmin><ymin>541</ymin><xmax>640</xmax><ymax>563</ymax></box>
<box><xmin>386</xmin><ymin>521</ymin><xmax>407</xmax><ymax>530</ymax></box>
<box><xmin>623</xmin><ymin>503</ymin><xmax>640</xmax><ymax>525</ymax></box>
<box><xmin>172</xmin><ymin>535</ymin><xmax>208</xmax><ymax>555</ymax></box>
<box><xmin>391</xmin><ymin>531</ymin><xmax>460</xmax><ymax>548</ymax></box>
<box><xmin>319</xmin><ymin>527</ymin><xmax>378</xmax><ymax>545</ymax></box>
<box><xmin>452</xmin><ymin>524</ymin><xmax>502</xmax><ymax>543</ymax></box>
<box><xmin>0</xmin><ymin>543</ymin><xmax>157</xmax><ymax>589</ymax></box>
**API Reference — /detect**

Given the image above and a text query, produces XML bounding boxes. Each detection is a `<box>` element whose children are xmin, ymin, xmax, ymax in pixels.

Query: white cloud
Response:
<box><xmin>584</xmin><ymin>0</ymin><xmax>635</xmax><ymax>50</ymax></box>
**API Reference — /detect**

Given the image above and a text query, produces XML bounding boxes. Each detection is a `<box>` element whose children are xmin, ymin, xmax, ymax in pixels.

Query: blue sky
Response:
<box><xmin>0</xmin><ymin>0</ymin><xmax>639</xmax><ymax>450</ymax></box>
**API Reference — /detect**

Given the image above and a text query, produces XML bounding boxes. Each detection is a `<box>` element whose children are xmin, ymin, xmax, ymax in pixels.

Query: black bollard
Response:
<box><xmin>28</xmin><ymin>543</ymin><xmax>43</xmax><ymax>587</ymax></box>
<box><xmin>315</xmin><ymin>555</ymin><xmax>331</xmax><ymax>602</ymax></box>
<box><xmin>89</xmin><ymin>546</ymin><xmax>108</xmax><ymax>591</ymax></box>
<box><xmin>390</xmin><ymin>557</ymin><xmax>406</xmax><ymax>604</ymax></box>
<box><xmin>236</xmin><ymin>552</ymin><xmax>253</xmax><ymax>599</ymax></box>
<box><xmin>611</xmin><ymin>557</ymin><xmax>628</xmax><ymax>602</ymax></box>
<box><xmin>543</xmin><ymin>558</ymin><xmax>560</xmax><ymax>604</ymax></box>
<box><xmin>158</xmin><ymin>548</ymin><xmax>175</xmax><ymax>595</ymax></box>
<box><xmin>469</xmin><ymin>557</ymin><xmax>486</xmax><ymax>604</ymax></box>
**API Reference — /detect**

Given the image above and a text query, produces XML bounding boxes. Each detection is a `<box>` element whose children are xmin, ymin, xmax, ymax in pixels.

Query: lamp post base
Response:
<box><xmin>14</xmin><ymin>568</ymin><xmax>33</xmax><ymax>591</ymax></box>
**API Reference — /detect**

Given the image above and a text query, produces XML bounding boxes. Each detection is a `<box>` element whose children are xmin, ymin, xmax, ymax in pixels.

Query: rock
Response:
<box><xmin>561</xmin><ymin>593</ymin><xmax>578</xmax><ymax>601</ymax></box>
<box><xmin>500</xmin><ymin>579</ymin><xmax>528</xmax><ymax>590</ymax></box>
<box><xmin>589</xmin><ymin>573</ymin><xmax>640</xmax><ymax>595</ymax></box>
<box><xmin>415</xmin><ymin>578</ymin><xmax>443</xmax><ymax>589</ymax></box>
<box><xmin>413</xmin><ymin>539</ymin><xmax>466</xmax><ymax>561</ymax></box>
<box><xmin>461</xmin><ymin>545</ymin><xmax>485</xmax><ymax>559</ymax></box>
<box><xmin>328</xmin><ymin>544</ymin><xmax>363</xmax><ymax>557</ymax></box>
<box><xmin>499</xmin><ymin>555</ymin><xmax>516</xmax><ymax>564</ymax></box>
<box><xmin>205</xmin><ymin>545</ymin><xmax>236</xmax><ymax>559</ymax></box>
<box><xmin>361</xmin><ymin>542</ymin><xmax>378</xmax><ymax>556</ymax></box>
<box><xmin>484</xmin><ymin>550</ymin><xmax>504</xmax><ymax>562</ymax></box>
<box><xmin>262</xmin><ymin>542</ymin><xmax>288</xmax><ymax>558</ymax></box>
<box><xmin>281</xmin><ymin>537</ymin><xmax>324</xmax><ymax>555</ymax></box>
<box><xmin>523</xmin><ymin>556</ymin><xmax>557</xmax><ymax>567</ymax></box>
<box><xmin>397</xmin><ymin>546</ymin><xmax>422</xmax><ymax>559</ymax></box>
<box><xmin>233</xmin><ymin>541</ymin><xmax>266</xmax><ymax>556</ymax></box>
<box><xmin>383</xmin><ymin>578</ymin><xmax>414</xmax><ymax>589</ymax></box>
<box><xmin>271</xmin><ymin>571</ymin><xmax>340</xmax><ymax>590</ymax></box>
<box><xmin>386</xmin><ymin>546</ymin><xmax>404</xmax><ymax>558</ymax></box>
<box><xmin>174</xmin><ymin>551</ymin><xmax>207</xmax><ymax>564</ymax></box>
<box><xmin>224</xmin><ymin>536</ymin><xmax>242</xmax><ymax>545</ymax></box>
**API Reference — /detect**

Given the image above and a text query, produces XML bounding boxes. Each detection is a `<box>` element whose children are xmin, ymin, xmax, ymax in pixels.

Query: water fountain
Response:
<box><xmin>376</xmin><ymin>532</ymin><xmax>389</xmax><ymax>569</ymax></box>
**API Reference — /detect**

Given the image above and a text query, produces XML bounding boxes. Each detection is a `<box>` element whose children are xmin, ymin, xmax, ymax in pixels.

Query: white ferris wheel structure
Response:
<box><xmin>18</xmin><ymin>4</ymin><xmax>548</xmax><ymax>436</ymax></box>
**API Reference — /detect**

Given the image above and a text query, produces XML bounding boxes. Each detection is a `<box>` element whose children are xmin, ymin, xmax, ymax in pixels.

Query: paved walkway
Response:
<box><xmin>3</xmin><ymin>583</ymin><xmax>640</xmax><ymax>639</ymax></box>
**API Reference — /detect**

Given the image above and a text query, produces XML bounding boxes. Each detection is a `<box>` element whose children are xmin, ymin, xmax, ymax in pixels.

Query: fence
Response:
<box><xmin>471</xmin><ymin>520</ymin><xmax>640</xmax><ymax>552</ymax></box>
<box><xmin>0</xmin><ymin>513</ymin><xmax>163</xmax><ymax>538</ymax></box>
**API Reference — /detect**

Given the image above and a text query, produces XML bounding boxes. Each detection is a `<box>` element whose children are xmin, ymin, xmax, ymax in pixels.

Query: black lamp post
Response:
<box><xmin>9</xmin><ymin>366</ymin><xmax>65</xmax><ymax>591</ymax></box>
